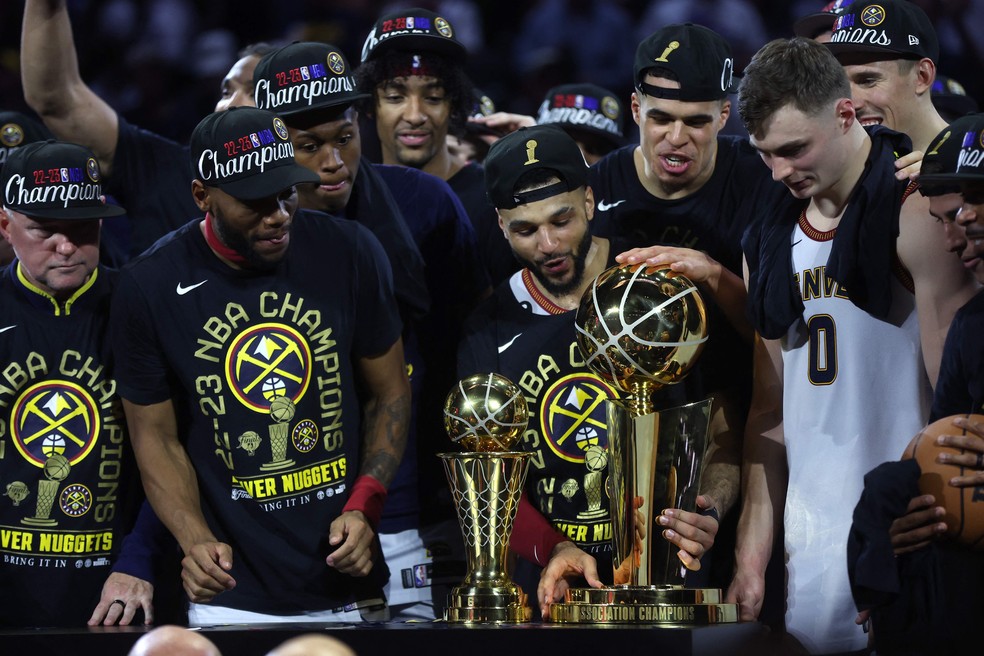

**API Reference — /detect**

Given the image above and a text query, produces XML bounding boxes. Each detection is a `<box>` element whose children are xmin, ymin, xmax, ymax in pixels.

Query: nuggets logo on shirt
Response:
<box><xmin>540</xmin><ymin>373</ymin><xmax>617</xmax><ymax>464</ymax></box>
<box><xmin>225</xmin><ymin>323</ymin><xmax>312</xmax><ymax>412</ymax></box>
<box><xmin>10</xmin><ymin>380</ymin><xmax>100</xmax><ymax>467</ymax></box>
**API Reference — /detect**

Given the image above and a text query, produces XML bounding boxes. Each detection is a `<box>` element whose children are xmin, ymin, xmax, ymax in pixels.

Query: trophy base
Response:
<box><xmin>259</xmin><ymin>459</ymin><xmax>295</xmax><ymax>472</ymax></box>
<box><xmin>21</xmin><ymin>517</ymin><xmax>57</xmax><ymax>527</ymax></box>
<box><xmin>549</xmin><ymin>585</ymin><xmax>738</xmax><ymax>625</ymax></box>
<box><xmin>445</xmin><ymin>583</ymin><xmax>532</xmax><ymax>624</ymax></box>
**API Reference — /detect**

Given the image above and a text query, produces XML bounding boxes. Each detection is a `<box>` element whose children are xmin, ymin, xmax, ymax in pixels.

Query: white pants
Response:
<box><xmin>188</xmin><ymin>601</ymin><xmax>387</xmax><ymax>626</ymax></box>
<box><xmin>380</xmin><ymin>519</ymin><xmax>464</xmax><ymax>621</ymax></box>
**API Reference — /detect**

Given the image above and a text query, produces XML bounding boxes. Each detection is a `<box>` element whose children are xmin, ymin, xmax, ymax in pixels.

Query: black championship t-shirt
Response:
<box><xmin>106</xmin><ymin>118</ymin><xmax>199</xmax><ymax>259</ymax></box>
<box><xmin>457</xmin><ymin>243</ymin><xmax>689</xmax><ymax>580</ymax></box>
<box><xmin>0</xmin><ymin>265</ymin><xmax>142</xmax><ymax>627</ymax></box>
<box><xmin>112</xmin><ymin>210</ymin><xmax>401</xmax><ymax>614</ymax></box>
<box><xmin>931</xmin><ymin>290</ymin><xmax>984</xmax><ymax>421</ymax></box>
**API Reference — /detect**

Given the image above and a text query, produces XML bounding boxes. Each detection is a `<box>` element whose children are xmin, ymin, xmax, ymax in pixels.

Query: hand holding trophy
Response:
<box><xmin>440</xmin><ymin>373</ymin><xmax>533</xmax><ymax>623</ymax></box>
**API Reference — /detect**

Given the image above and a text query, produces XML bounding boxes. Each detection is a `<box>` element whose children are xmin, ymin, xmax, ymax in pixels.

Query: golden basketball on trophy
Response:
<box><xmin>440</xmin><ymin>373</ymin><xmax>532</xmax><ymax>623</ymax></box>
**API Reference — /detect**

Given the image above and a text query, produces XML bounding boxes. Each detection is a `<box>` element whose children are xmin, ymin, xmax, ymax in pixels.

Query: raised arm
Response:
<box><xmin>122</xmin><ymin>398</ymin><xmax>236</xmax><ymax>603</ymax></box>
<box><xmin>726</xmin><ymin>324</ymin><xmax>786</xmax><ymax>621</ymax></box>
<box><xmin>327</xmin><ymin>338</ymin><xmax>410</xmax><ymax>576</ymax></box>
<box><xmin>22</xmin><ymin>0</ymin><xmax>119</xmax><ymax>174</ymax></box>
<box><xmin>897</xmin><ymin>192</ymin><xmax>979</xmax><ymax>387</ymax></box>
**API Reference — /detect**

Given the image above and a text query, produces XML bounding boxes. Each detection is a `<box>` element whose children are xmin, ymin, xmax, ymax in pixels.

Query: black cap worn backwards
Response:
<box><xmin>361</xmin><ymin>7</ymin><xmax>466</xmax><ymax>63</ymax></box>
<box><xmin>826</xmin><ymin>0</ymin><xmax>939</xmax><ymax>63</ymax></box>
<box><xmin>537</xmin><ymin>83</ymin><xmax>625</xmax><ymax>149</ymax></box>
<box><xmin>634</xmin><ymin>24</ymin><xmax>738</xmax><ymax>102</ymax></box>
<box><xmin>190</xmin><ymin>107</ymin><xmax>320</xmax><ymax>200</ymax></box>
<box><xmin>253</xmin><ymin>42</ymin><xmax>369</xmax><ymax>117</ymax></box>
<box><xmin>0</xmin><ymin>110</ymin><xmax>54</xmax><ymax>165</ymax></box>
<box><xmin>484</xmin><ymin>124</ymin><xmax>589</xmax><ymax>210</ymax></box>
<box><xmin>1</xmin><ymin>140</ymin><xmax>125</xmax><ymax>220</ymax></box>
<box><xmin>919</xmin><ymin>113</ymin><xmax>984</xmax><ymax>187</ymax></box>
<box><xmin>931</xmin><ymin>75</ymin><xmax>980</xmax><ymax>121</ymax></box>
<box><xmin>793</xmin><ymin>0</ymin><xmax>856</xmax><ymax>39</ymax></box>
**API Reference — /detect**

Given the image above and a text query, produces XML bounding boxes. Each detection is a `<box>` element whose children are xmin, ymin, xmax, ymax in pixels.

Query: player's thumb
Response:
<box><xmin>216</xmin><ymin>543</ymin><xmax>235</xmax><ymax>571</ymax></box>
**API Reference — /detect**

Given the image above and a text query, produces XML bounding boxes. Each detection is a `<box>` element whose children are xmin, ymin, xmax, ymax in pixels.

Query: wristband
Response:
<box><xmin>342</xmin><ymin>475</ymin><xmax>388</xmax><ymax>528</ymax></box>
<box><xmin>510</xmin><ymin>493</ymin><xmax>568</xmax><ymax>566</ymax></box>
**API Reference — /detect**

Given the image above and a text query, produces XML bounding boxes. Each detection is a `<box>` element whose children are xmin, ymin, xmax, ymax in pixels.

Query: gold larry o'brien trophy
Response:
<box><xmin>440</xmin><ymin>372</ymin><xmax>532</xmax><ymax>623</ymax></box>
<box><xmin>549</xmin><ymin>263</ymin><xmax>738</xmax><ymax>624</ymax></box>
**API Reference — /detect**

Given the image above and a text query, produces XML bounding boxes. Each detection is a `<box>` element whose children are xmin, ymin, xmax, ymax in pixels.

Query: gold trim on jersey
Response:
<box><xmin>15</xmin><ymin>263</ymin><xmax>98</xmax><ymax>317</ymax></box>
<box><xmin>521</xmin><ymin>269</ymin><xmax>568</xmax><ymax>315</ymax></box>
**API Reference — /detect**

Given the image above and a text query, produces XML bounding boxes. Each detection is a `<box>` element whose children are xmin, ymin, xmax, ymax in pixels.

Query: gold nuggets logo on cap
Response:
<box><xmin>273</xmin><ymin>117</ymin><xmax>289</xmax><ymax>141</ymax></box>
<box><xmin>435</xmin><ymin>16</ymin><xmax>453</xmax><ymax>38</ymax></box>
<box><xmin>861</xmin><ymin>4</ymin><xmax>886</xmax><ymax>26</ymax></box>
<box><xmin>1</xmin><ymin>122</ymin><xmax>24</xmax><ymax>148</ymax></box>
<box><xmin>86</xmin><ymin>157</ymin><xmax>100</xmax><ymax>183</ymax></box>
<box><xmin>327</xmin><ymin>51</ymin><xmax>345</xmax><ymax>75</ymax></box>
<box><xmin>601</xmin><ymin>96</ymin><xmax>619</xmax><ymax>120</ymax></box>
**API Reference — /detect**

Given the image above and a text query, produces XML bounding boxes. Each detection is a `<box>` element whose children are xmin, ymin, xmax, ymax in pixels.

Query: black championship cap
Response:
<box><xmin>826</xmin><ymin>0</ymin><xmax>939</xmax><ymax>63</ymax></box>
<box><xmin>484</xmin><ymin>124</ymin><xmax>589</xmax><ymax>210</ymax></box>
<box><xmin>1</xmin><ymin>140</ymin><xmax>125</xmax><ymax>220</ymax></box>
<box><xmin>634</xmin><ymin>24</ymin><xmax>738</xmax><ymax>102</ymax></box>
<box><xmin>919</xmin><ymin>113</ymin><xmax>984</xmax><ymax>186</ymax></box>
<box><xmin>190</xmin><ymin>107</ymin><xmax>320</xmax><ymax>200</ymax></box>
<box><xmin>793</xmin><ymin>0</ymin><xmax>856</xmax><ymax>39</ymax></box>
<box><xmin>537</xmin><ymin>83</ymin><xmax>625</xmax><ymax>149</ymax></box>
<box><xmin>253</xmin><ymin>42</ymin><xmax>369</xmax><ymax>117</ymax></box>
<box><xmin>0</xmin><ymin>110</ymin><xmax>53</xmax><ymax>165</ymax></box>
<box><xmin>361</xmin><ymin>7</ymin><xmax>466</xmax><ymax>63</ymax></box>
<box><xmin>465</xmin><ymin>88</ymin><xmax>502</xmax><ymax>138</ymax></box>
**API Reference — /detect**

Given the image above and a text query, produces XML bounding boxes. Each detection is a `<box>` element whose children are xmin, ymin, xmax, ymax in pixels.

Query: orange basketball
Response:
<box><xmin>901</xmin><ymin>414</ymin><xmax>984</xmax><ymax>550</ymax></box>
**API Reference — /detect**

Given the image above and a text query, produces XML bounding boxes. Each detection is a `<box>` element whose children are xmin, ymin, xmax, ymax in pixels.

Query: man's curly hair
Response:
<box><xmin>355</xmin><ymin>51</ymin><xmax>475</xmax><ymax>136</ymax></box>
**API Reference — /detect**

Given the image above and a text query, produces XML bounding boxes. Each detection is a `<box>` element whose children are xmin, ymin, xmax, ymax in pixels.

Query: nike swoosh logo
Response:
<box><xmin>498</xmin><ymin>333</ymin><xmax>522</xmax><ymax>354</ymax></box>
<box><xmin>791</xmin><ymin>239</ymin><xmax>803</xmax><ymax>247</ymax></box>
<box><xmin>0</xmin><ymin>325</ymin><xmax>15</xmax><ymax>334</ymax></box>
<box><xmin>176</xmin><ymin>280</ymin><xmax>208</xmax><ymax>295</ymax></box>
<box><xmin>597</xmin><ymin>199</ymin><xmax>626</xmax><ymax>212</ymax></box>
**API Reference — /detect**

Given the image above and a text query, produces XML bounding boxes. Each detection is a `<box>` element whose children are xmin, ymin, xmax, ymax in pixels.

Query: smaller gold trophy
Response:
<box><xmin>440</xmin><ymin>373</ymin><xmax>532</xmax><ymax>623</ymax></box>
<box><xmin>23</xmin><ymin>454</ymin><xmax>71</xmax><ymax>527</ymax></box>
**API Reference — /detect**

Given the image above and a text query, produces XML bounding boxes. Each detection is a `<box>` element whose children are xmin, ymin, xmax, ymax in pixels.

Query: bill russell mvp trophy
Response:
<box><xmin>550</xmin><ymin>263</ymin><xmax>738</xmax><ymax>624</ymax></box>
<box><xmin>440</xmin><ymin>372</ymin><xmax>533</xmax><ymax>623</ymax></box>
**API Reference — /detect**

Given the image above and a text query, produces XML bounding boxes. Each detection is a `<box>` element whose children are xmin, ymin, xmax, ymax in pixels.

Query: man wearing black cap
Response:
<box><xmin>253</xmin><ymin>40</ymin><xmax>486</xmax><ymax>620</ymax></box>
<box><xmin>733</xmin><ymin>37</ymin><xmax>977</xmax><ymax>653</ymax></box>
<box><xmin>112</xmin><ymin>107</ymin><xmax>410</xmax><ymax>624</ymax></box>
<box><xmin>356</xmin><ymin>7</ymin><xmax>519</xmax><ymax>287</ymax></box>
<box><xmin>0</xmin><ymin>141</ymin><xmax>163</xmax><ymax>627</ymax></box>
<box><xmin>536</xmin><ymin>84</ymin><xmax>626</xmax><ymax>165</ymax></box>
<box><xmin>825</xmin><ymin>0</ymin><xmax>948</xmax><ymax>153</ymax></box>
<box><xmin>461</xmin><ymin>124</ymin><xmax>723</xmax><ymax>619</ymax></box>
<box><xmin>0</xmin><ymin>110</ymin><xmax>54</xmax><ymax>265</ymax></box>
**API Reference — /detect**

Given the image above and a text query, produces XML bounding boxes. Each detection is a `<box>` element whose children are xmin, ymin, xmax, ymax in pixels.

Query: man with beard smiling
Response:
<box><xmin>112</xmin><ymin>107</ymin><xmax>410</xmax><ymax>624</ymax></box>
<box><xmin>459</xmin><ymin>125</ymin><xmax>721</xmax><ymax>620</ymax></box>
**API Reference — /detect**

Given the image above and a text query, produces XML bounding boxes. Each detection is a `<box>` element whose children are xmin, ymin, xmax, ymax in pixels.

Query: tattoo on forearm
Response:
<box><xmin>360</xmin><ymin>392</ymin><xmax>410</xmax><ymax>486</ymax></box>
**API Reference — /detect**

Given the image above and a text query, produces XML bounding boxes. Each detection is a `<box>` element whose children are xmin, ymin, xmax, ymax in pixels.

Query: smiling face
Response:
<box><xmin>0</xmin><ymin>209</ymin><xmax>101</xmax><ymax>298</ymax></box>
<box><xmin>497</xmin><ymin>185</ymin><xmax>594</xmax><ymax>296</ymax></box>
<box><xmin>373</xmin><ymin>75</ymin><xmax>452</xmax><ymax>173</ymax></box>
<box><xmin>193</xmin><ymin>182</ymin><xmax>298</xmax><ymax>269</ymax></box>
<box><xmin>288</xmin><ymin>108</ymin><xmax>362</xmax><ymax>214</ymax></box>
<box><xmin>631</xmin><ymin>75</ymin><xmax>729</xmax><ymax>199</ymax></box>
<box><xmin>841</xmin><ymin>59</ymin><xmax>919</xmax><ymax>132</ymax></box>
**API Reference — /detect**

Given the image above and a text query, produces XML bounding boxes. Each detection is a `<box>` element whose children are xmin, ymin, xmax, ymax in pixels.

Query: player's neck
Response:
<box><xmin>904</xmin><ymin>107</ymin><xmax>948</xmax><ymax>154</ymax></box>
<box><xmin>810</xmin><ymin>127</ymin><xmax>872</xmax><ymax>222</ymax></box>
<box><xmin>534</xmin><ymin>237</ymin><xmax>610</xmax><ymax>311</ymax></box>
<box><xmin>420</xmin><ymin>145</ymin><xmax>465</xmax><ymax>182</ymax></box>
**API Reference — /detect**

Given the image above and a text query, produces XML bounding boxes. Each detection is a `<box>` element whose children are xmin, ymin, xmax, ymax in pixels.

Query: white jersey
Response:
<box><xmin>781</xmin><ymin>213</ymin><xmax>931</xmax><ymax>654</ymax></box>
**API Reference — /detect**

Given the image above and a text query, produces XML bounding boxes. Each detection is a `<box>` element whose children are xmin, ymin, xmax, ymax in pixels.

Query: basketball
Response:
<box><xmin>443</xmin><ymin>373</ymin><xmax>529</xmax><ymax>452</ymax></box>
<box><xmin>43</xmin><ymin>454</ymin><xmax>72</xmax><ymax>482</ymax></box>
<box><xmin>269</xmin><ymin>395</ymin><xmax>296</xmax><ymax>423</ymax></box>
<box><xmin>902</xmin><ymin>414</ymin><xmax>984</xmax><ymax>550</ymax></box>
<box><xmin>42</xmin><ymin>434</ymin><xmax>66</xmax><ymax>457</ymax></box>
<box><xmin>262</xmin><ymin>376</ymin><xmax>287</xmax><ymax>400</ymax></box>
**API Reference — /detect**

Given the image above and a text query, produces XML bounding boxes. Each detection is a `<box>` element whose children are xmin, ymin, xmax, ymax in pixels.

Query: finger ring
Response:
<box><xmin>976</xmin><ymin>452</ymin><xmax>983</xmax><ymax>470</ymax></box>
<box><xmin>111</xmin><ymin>599</ymin><xmax>126</xmax><ymax>609</ymax></box>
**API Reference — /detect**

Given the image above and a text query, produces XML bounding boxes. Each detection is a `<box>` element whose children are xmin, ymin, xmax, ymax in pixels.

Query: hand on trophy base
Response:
<box><xmin>537</xmin><ymin>541</ymin><xmax>603</xmax><ymax>620</ymax></box>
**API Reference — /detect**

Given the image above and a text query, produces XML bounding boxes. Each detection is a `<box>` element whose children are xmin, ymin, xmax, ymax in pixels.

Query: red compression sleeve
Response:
<box><xmin>342</xmin><ymin>475</ymin><xmax>388</xmax><ymax>528</ymax></box>
<box><xmin>510</xmin><ymin>492</ymin><xmax>568</xmax><ymax>567</ymax></box>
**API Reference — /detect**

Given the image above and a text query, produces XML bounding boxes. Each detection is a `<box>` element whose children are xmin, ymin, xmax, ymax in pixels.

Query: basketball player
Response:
<box><xmin>20</xmin><ymin>0</ymin><xmax>270</xmax><ymax>258</ymax></box>
<box><xmin>731</xmin><ymin>38</ymin><xmax>978</xmax><ymax>653</ymax></box>
<box><xmin>356</xmin><ymin>7</ymin><xmax>518</xmax><ymax>287</ymax></box>
<box><xmin>0</xmin><ymin>141</ymin><xmax>161</xmax><ymax>627</ymax></box>
<box><xmin>462</xmin><ymin>124</ymin><xmax>722</xmax><ymax>618</ymax></box>
<box><xmin>825</xmin><ymin>0</ymin><xmax>947</xmax><ymax>154</ymax></box>
<box><xmin>112</xmin><ymin>107</ymin><xmax>410</xmax><ymax>624</ymax></box>
<box><xmin>253</xmin><ymin>41</ymin><xmax>487</xmax><ymax>620</ymax></box>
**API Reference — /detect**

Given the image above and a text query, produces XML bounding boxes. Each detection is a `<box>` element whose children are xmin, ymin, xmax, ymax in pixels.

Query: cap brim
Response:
<box><xmin>554</xmin><ymin>124</ymin><xmax>624</xmax><ymax>150</ymax></box>
<box><xmin>919</xmin><ymin>172</ymin><xmax>984</xmax><ymax>185</ymax></box>
<box><xmin>16</xmin><ymin>202</ymin><xmax>127</xmax><ymax>220</ymax></box>
<box><xmin>276</xmin><ymin>91</ymin><xmax>372</xmax><ymax>117</ymax></box>
<box><xmin>366</xmin><ymin>35</ymin><xmax>466</xmax><ymax>61</ymax></box>
<box><xmin>793</xmin><ymin>13</ymin><xmax>837</xmax><ymax>38</ymax></box>
<box><xmin>825</xmin><ymin>42</ymin><xmax>911</xmax><ymax>60</ymax></box>
<box><xmin>217</xmin><ymin>165</ymin><xmax>321</xmax><ymax>200</ymax></box>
